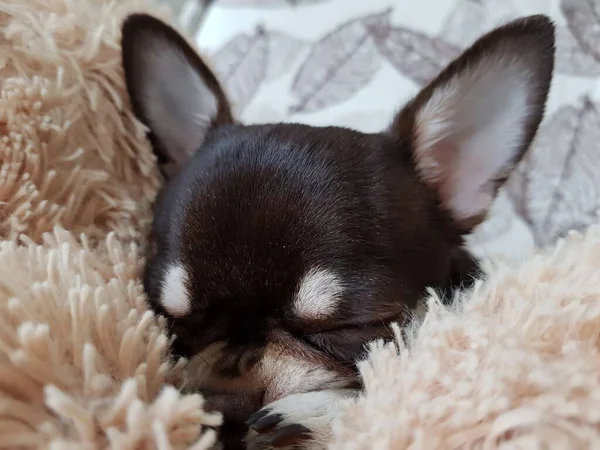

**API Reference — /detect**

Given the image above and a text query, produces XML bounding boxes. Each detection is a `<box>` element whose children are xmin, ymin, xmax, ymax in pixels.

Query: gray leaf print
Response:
<box><xmin>216</xmin><ymin>0</ymin><xmax>324</xmax><ymax>7</ymax></box>
<box><xmin>470</xmin><ymin>190</ymin><xmax>518</xmax><ymax>247</ymax></box>
<box><xmin>508</xmin><ymin>100</ymin><xmax>600</xmax><ymax>246</ymax></box>
<box><xmin>442</xmin><ymin>0</ymin><xmax>600</xmax><ymax>77</ymax></box>
<box><xmin>562</xmin><ymin>0</ymin><xmax>600</xmax><ymax>62</ymax></box>
<box><xmin>289</xmin><ymin>10</ymin><xmax>388</xmax><ymax>114</ymax></box>
<box><xmin>440</xmin><ymin>0</ymin><xmax>516</xmax><ymax>47</ymax></box>
<box><xmin>210</xmin><ymin>26</ymin><xmax>269</xmax><ymax>114</ymax></box>
<box><xmin>555</xmin><ymin>25</ymin><xmax>600</xmax><ymax>76</ymax></box>
<box><xmin>169</xmin><ymin>0</ymin><xmax>213</xmax><ymax>34</ymax></box>
<box><xmin>368</xmin><ymin>24</ymin><xmax>460</xmax><ymax>85</ymax></box>
<box><xmin>265</xmin><ymin>31</ymin><xmax>307</xmax><ymax>81</ymax></box>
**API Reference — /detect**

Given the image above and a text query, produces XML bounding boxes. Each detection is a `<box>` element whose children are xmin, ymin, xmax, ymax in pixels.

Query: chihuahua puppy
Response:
<box><xmin>121</xmin><ymin>13</ymin><xmax>554</xmax><ymax>450</ymax></box>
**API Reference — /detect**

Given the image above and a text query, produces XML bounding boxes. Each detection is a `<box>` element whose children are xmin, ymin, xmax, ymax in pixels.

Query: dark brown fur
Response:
<box><xmin>121</xmin><ymin>14</ymin><xmax>554</xmax><ymax>449</ymax></box>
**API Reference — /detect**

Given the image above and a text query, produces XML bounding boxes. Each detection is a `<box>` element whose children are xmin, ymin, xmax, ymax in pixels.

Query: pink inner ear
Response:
<box><xmin>410</xmin><ymin>60</ymin><xmax>533</xmax><ymax>221</ymax></box>
<box><xmin>127</xmin><ymin>22</ymin><xmax>221</xmax><ymax>167</ymax></box>
<box><xmin>418</xmin><ymin>136</ymin><xmax>503</xmax><ymax>222</ymax></box>
<box><xmin>418</xmin><ymin>139</ymin><xmax>457</xmax><ymax>188</ymax></box>
<box><xmin>414</xmin><ymin>136</ymin><xmax>462</xmax><ymax>211</ymax></box>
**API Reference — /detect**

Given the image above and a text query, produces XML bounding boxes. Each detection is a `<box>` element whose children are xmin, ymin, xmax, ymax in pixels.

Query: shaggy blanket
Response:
<box><xmin>0</xmin><ymin>0</ymin><xmax>219</xmax><ymax>448</ymax></box>
<box><xmin>1</xmin><ymin>0</ymin><xmax>599</xmax><ymax>449</ymax></box>
<box><xmin>332</xmin><ymin>228</ymin><xmax>600</xmax><ymax>448</ymax></box>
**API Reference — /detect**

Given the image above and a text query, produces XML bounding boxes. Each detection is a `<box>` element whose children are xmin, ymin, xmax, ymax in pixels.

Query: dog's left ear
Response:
<box><xmin>391</xmin><ymin>15</ymin><xmax>555</xmax><ymax>231</ymax></box>
<box><xmin>121</xmin><ymin>14</ymin><xmax>233</xmax><ymax>177</ymax></box>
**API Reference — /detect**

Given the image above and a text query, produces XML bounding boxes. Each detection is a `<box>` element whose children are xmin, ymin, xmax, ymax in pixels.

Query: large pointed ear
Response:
<box><xmin>121</xmin><ymin>14</ymin><xmax>233</xmax><ymax>177</ymax></box>
<box><xmin>391</xmin><ymin>15</ymin><xmax>555</xmax><ymax>231</ymax></box>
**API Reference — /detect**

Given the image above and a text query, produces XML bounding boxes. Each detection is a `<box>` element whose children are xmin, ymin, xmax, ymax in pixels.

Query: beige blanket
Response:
<box><xmin>1</xmin><ymin>0</ymin><xmax>599</xmax><ymax>448</ymax></box>
<box><xmin>0</xmin><ymin>1</ymin><xmax>218</xmax><ymax>448</ymax></box>
<box><xmin>332</xmin><ymin>227</ymin><xmax>600</xmax><ymax>448</ymax></box>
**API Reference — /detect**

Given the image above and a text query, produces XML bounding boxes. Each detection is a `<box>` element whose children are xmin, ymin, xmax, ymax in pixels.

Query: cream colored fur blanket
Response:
<box><xmin>332</xmin><ymin>228</ymin><xmax>600</xmax><ymax>448</ymax></box>
<box><xmin>0</xmin><ymin>0</ymin><xmax>598</xmax><ymax>449</ymax></box>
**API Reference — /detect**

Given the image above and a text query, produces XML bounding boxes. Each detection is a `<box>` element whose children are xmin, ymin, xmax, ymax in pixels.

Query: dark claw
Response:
<box><xmin>246</xmin><ymin>408</ymin><xmax>272</xmax><ymax>427</ymax></box>
<box><xmin>267</xmin><ymin>424</ymin><xmax>312</xmax><ymax>448</ymax></box>
<box><xmin>249</xmin><ymin>412</ymin><xmax>284</xmax><ymax>433</ymax></box>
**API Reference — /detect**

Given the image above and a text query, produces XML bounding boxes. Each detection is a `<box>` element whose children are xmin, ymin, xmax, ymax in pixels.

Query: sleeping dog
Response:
<box><xmin>121</xmin><ymin>13</ymin><xmax>554</xmax><ymax>450</ymax></box>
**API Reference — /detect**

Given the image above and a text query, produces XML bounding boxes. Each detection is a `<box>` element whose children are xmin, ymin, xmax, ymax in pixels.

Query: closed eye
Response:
<box><xmin>290</xmin><ymin>308</ymin><xmax>404</xmax><ymax>335</ymax></box>
<box><xmin>298</xmin><ymin>322</ymin><xmax>395</xmax><ymax>365</ymax></box>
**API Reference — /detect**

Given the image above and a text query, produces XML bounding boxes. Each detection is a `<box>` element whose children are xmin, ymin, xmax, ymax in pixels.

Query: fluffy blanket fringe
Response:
<box><xmin>332</xmin><ymin>226</ymin><xmax>600</xmax><ymax>448</ymax></box>
<box><xmin>0</xmin><ymin>0</ymin><xmax>219</xmax><ymax>448</ymax></box>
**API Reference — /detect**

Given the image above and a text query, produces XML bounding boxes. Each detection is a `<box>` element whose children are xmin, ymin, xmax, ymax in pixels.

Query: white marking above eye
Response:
<box><xmin>160</xmin><ymin>264</ymin><xmax>192</xmax><ymax>317</ymax></box>
<box><xmin>293</xmin><ymin>268</ymin><xmax>343</xmax><ymax>320</ymax></box>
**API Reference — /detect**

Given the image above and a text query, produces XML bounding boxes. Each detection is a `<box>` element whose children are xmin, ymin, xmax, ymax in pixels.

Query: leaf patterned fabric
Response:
<box><xmin>164</xmin><ymin>0</ymin><xmax>600</xmax><ymax>263</ymax></box>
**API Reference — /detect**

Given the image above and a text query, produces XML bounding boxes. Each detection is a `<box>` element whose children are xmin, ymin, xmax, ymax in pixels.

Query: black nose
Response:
<box><xmin>201</xmin><ymin>390</ymin><xmax>263</xmax><ymax>449</ymax></box>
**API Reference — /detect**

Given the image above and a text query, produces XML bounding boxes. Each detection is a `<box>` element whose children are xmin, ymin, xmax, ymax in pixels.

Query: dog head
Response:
<box><xmin>121</xmin><ymin>13</ymin><xmax>554</xmax><ymax>447</ymax></box>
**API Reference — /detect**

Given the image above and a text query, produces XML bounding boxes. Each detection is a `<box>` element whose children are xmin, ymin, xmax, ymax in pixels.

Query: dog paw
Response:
<box><xmin>245</xmin><ymin>389</ymin><xmax>355</xmax><ymax>450</ymax></box>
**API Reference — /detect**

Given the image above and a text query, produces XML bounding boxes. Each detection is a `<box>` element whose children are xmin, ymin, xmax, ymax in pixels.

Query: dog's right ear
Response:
<box><xmin>390</xmin><ymin>15</ymin><xmax>554</xmax><ymax>232</ymax></box>
<box><xmin>121</xmin><ymin>14</ymin><xmax>232</xmax><ymax>177</ymax></box>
